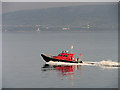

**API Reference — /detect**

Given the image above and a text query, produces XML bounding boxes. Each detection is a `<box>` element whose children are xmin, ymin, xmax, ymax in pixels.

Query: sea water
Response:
<box><xmin>2</xmin><ymin>31</ymin><xmax>118</xmax><ymax>88</ymax></box>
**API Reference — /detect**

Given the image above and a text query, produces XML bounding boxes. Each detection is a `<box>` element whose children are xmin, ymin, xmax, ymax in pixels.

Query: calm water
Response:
<box><xmin>2</xmin><ymin>31</ymin><xmax>118</xmax><ymax>88</ymax></box>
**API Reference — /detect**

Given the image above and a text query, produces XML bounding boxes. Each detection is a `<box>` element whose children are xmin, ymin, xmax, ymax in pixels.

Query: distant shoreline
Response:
<box><xmin>2</xmin><ymin>30</ymin><xmax>118</xmax><ymax>33</ymax></box>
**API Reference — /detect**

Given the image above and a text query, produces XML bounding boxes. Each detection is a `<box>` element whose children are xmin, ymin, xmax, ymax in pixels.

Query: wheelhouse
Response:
<box><xmin>53</xmin><ymin>51</ymin><xmax>75</xmax><ymax>61</ymax></box>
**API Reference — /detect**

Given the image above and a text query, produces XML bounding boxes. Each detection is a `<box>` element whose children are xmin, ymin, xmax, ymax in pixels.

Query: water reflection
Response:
<box><xmin>41</xmin><ymin>64</ymin><xmax>82</xmax><ymax>77</ymax></box>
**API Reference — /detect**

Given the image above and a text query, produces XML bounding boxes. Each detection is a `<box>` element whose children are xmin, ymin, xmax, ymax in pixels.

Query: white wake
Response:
<box><xmin>46</xmin><ymin>60</ymin><xmax>120</xmax><ymax>69</ymax></box>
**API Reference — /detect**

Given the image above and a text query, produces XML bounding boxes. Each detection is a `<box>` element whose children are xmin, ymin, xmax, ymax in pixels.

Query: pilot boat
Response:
<box><xmin>41</xmin><ymin>50</ymin><xmax>83</xmax><ymax>63</ymax></box>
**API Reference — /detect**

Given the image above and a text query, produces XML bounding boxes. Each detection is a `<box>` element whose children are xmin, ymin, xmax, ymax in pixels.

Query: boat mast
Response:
<box><xmin>70</xmin><ymin>45</ymin><xmax>74</xmax><ymax>53</ymax></box>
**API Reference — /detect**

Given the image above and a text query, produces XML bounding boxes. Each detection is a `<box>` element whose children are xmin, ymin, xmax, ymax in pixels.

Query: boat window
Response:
<box><xmin>58</xmin><ymin>54</ymin><xmax>62</xmax><ymax>56</ymax></box>
<box><xmin>63</xmin><ymin>55</ymin><xmax>65</xmax><ymax>57</ymax></box>
<box><xmin>66</xmin><ymin>55</ymin><xmax>67</xmax><ymax>57</ymax></box>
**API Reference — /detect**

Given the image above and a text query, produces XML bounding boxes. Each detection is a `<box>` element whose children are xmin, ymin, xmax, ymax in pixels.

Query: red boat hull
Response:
<box><xmin>41</xmin><ymin>54</ymin><xmax>82</xmax><ymax>63</ymax></box>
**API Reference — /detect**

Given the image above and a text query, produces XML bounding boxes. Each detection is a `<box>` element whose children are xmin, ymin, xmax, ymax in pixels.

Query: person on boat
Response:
<box><xmin>76</xmin><ymin>54</ymin><xmax>82</xmax><ymax>63</ymax></box>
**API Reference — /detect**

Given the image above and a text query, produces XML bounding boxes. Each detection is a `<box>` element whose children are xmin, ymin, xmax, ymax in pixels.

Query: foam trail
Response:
<box><xmin>93</xmin><ymin>60</ymin><xmax>120</xmax><ymax>69</ymax></box>
<box><xmin>46</xmin><ymin>61</ymin><xmax>92</xmax><ymax>66</ymax></box>
<box><xmin>46</xmin><ymin>60</ymin><xmax>120</xmax><ymax>69</ymax></box>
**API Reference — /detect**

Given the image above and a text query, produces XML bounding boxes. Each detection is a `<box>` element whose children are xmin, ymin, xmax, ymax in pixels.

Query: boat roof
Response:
<box><xmin>59</xmin><ymin>51</ymin><xmax>75</xmax><ymax>55</ymax></box>
<box><xmin>60</xmin><ymin>53</ymin><xmax>74</xmax><ymax>55</ymax></box>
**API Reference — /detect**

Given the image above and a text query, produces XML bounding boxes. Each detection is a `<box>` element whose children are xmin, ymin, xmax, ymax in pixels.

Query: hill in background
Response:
<box><xmin>2</xmin><ymin>4</ymin><xmax>118</xmax><ymax>32</ymax></box>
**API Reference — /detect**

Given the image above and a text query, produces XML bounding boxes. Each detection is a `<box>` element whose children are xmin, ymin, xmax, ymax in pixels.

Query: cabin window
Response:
<box><xmin>58</xmin><ymin>54</ymin><xmax>62</xmax><ymax>56</ymax></box>
<box><xmin>66</xmin><ymin>55</ymin><xmax>67</xmax><ymax>57</ymax></box>
<box><xmin>63</xmin><ymin>55</ymin><xmax>65</xmax><ymax>57</ymax></box>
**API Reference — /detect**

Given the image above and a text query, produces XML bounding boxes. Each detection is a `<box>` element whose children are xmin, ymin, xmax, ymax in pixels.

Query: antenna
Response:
<box><xmin>70</xmin><ymin>45</ymin><xmax>74</xmax><ymax>53</ymax></box>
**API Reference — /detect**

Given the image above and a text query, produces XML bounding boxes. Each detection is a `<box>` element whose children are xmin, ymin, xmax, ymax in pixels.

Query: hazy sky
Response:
<box><xmin>2</xmin><ymin>2</ymin><xmax>117</xmax><ymax>13</ymax></box>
